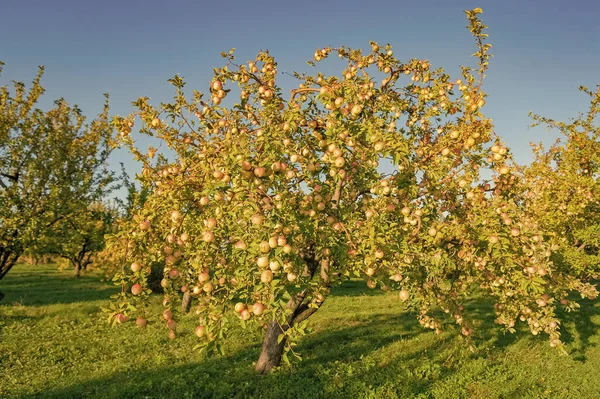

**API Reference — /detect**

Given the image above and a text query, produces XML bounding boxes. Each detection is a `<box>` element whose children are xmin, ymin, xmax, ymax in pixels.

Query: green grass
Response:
<box><xmin>1</xmin><ymin>264</ymin><xmax>600</xmax><ymax>399</ymax></box>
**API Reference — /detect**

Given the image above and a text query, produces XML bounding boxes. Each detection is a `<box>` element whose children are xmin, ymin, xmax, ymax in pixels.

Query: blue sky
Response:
<box><xmin>1</xmin><ymin>0</ymin><xmax>599</xmax><ymax>194</ymax></box>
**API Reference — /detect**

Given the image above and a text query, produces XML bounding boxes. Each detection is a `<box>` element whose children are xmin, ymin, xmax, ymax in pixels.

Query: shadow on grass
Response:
<box><xmin>13</xmin><ymin>313</ymin><xmax>431</xmax><ymax>399</ymax></box>
<box><xmin>557</xmin><ymin>295</ymin><xmax>600</xmax><ymax>361</ymax></box>
<box><xmin>0</xmin><ymin>264</ymin><xmax>118</xmax><ymax>306</ymax></box>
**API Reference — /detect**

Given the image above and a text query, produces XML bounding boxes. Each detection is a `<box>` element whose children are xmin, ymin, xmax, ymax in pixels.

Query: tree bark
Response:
<box><xmin>255</xmin><ymin>321</ymin><xmax>287</xmax><ymax>374</ymax></box>
<box><xmin>0</xmin><ymin>248</ymin><xmax>21</xmax><ymax>280</ymax></box>
<box><xmin>181</xmin><ymin>292</ymin><xmax>192</xmax><ymax>313</ymax></box>
<box><xmin>0</xmin><ymin>248</ymin><xmax>22</xmax><ymax>301</ymax></box>
<box><xmin>74</xmin><ymin>261</ymin><xmax>81</xmax><ymax>277</ymax></box>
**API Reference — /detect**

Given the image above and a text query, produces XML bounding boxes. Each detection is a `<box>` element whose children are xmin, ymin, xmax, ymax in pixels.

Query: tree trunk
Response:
<box><xmin>0</xmin><ymin>248</ymin><xmax>20</xmax><ymax>280</ymax></box>
<box><xmin>181</xmin><ymin>292</ymin><xmax>192</xmax><ymax>313</ymax></box>
<box><xmin>0</xmin><ymin>248</ymin><xmax>22</xmax><ymax>301</ymax></box>
<box><xmin>255</xmin><ymin>321</ymin><xmax>287</xmax><ymax>374</ymax></box>
<box><xmin>74</xmin><ymin>261</ymin><xmax>81</xmax><ymax>277</ymax></box>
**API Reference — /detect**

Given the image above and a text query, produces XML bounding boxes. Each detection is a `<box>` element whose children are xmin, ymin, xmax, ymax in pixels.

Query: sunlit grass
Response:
<box><xmin>1</xmin><ymin>264</ymin><xmax>599</xmax><ymax>398</ymax></box>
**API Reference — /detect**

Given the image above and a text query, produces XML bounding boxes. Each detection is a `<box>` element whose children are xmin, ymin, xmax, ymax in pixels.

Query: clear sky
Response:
<box><xmin>1</xmin><ymin>0</ymin><xmax>599</xmax><ymax>194</ymax></box>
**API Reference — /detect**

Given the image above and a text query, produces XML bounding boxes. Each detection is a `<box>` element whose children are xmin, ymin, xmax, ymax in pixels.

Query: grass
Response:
<box><xmin>1</xmin><ymin>264</ymin><xmax>600</xmax><ymax>398</ymax></box>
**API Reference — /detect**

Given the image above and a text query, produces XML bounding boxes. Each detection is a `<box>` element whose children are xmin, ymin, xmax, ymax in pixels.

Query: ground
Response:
<box><xmin>1</xmin><ymin>264</ymin><xmax>599</xmax><ymax>399</ymax></box>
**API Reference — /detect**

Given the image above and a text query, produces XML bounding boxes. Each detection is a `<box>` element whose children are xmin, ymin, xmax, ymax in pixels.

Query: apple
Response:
<box><xmin>253</xmin><ymin>302</ymin><xmax>265</xmax><ymax>316</ymax></box>
<box><xmin>163</xmin><ymin>309</ymin><xmax>173</xmax><ymax>320</ymax></box>
<box><xmin>240</xmin><ymin>309</ymin><xmax>251</xmax><ymax>321</ymax></box>
<box><xmin>151</xmin><ymin>118</ymin><xmax>160</xmax><ymax>128</ymax></box>
<box><xmin>130</xmin><ymin>262</ymin><xmax>142</xmax><ymax>272</ymax></box>
<box><xmin>139</xmin><ymin>220</ymin><xmax>150</xmax><ymax>231</ymax></box>
<box><xmin>257</xmin><ymin>256</ymin><xmax>269</xmax><ymax>268</ymax></box>
<box><xmin>269</xmin><ymin>261</ymin><xmax>280</xmax><ymax>271</ymax></box>
<box><xmin>171</xmin><ymin>210</ymin><xmax>182</xmax><ymax>223</ymax></box>
<box><xmin>205</xmin><ymin>217</ymin><xmax>217</xmax><ymax>229</ymax></box>
<box><xmin>234</xmin><ymin>302</ymin><xmax>245</xmax><ymax>313</ymax></box>
<box><xmin>195</xmin><ymin>325</ymin><xmax>206</xmax><ymax>337</ymax></box>
<box><xmin>131</xmin><ymin>283</ymin><xmax>143</xmax><ymax>295</ymax></box>
<box><xmin>259</xmin><ymin>241</ymin><xmax>271</xmax><ymax>253</ymax></box>
<box><xmin>167</xmin><ymin>319</ymin><xmax>177</xmax><ymax>330</ymax></box>
<box><xmin>202</xmin><ymin>231</ymin><xmax>215</xmax><ymax>242</ymax></box>
<box><xmin>251</xmin><ymin>214</ymin><xmax>264</xmax><ymax>225</ymax></box>
<box><xmin>168</xmin><ymin>330</ymin><xmax>176</xmax><ymax>340</ymax></box>
<box><xmin>261</xmin><ymin>270</ymin><xmax>273</xmax><ymax>283</ymax></box>
<box><xmin>168</xmin><ymin>269</ymin><xmax>179</xmax><ymax>279</ymax></box>
<box><xmin>136</xmin><ymin>317</ymin><xmax>147</xmax><ymax>328</ymax></box>
<box><xmin>116</xmin><ymin>313</ymin><xmax>128</xmax><ymax>323</ymax></box>
<box><xmin>198</xmin><ymin>271</ymin><xmax>210</xmax><ymax>282</ymax></box>
<box><xmin>399</xmin><ymin>290</ymin><xmax>410</xmax><ymax>301</ymax></box>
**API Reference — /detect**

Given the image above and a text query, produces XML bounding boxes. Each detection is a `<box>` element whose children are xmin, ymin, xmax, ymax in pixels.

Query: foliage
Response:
<box><xmin>44</xmin><ymin>202</ymin><xmax>117</xmax><ymax>276</ymax></box>
<box><xmin>523</xmin><ymin>85</ymin><xmax>600</xmax><ymax>279</ymax></box>
<box><xmin>0</xmin><ymin>62</ymin><xmax>115</xmax><ymax>281</ymax></box>
<box><xmin>105</xmin><ymin>7</ymin><xmax>597</xmax><ymax>371</ymax></box>
<box><xmin>2</xmin><ymin>264</ymin><xmax>600</xmax><ymax>398</ymax></box>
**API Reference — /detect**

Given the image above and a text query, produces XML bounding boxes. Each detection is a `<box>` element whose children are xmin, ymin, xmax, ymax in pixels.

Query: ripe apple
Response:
<box><xmin>240</xmin><ymin>309</ymin><xmax>251</xmax><ymax>321</ymax></box>
<box><xmin>203</xmin><ymin>282</ymin><xmax>213</xmax><ymax>293</ymax></box>
<box><xmin>205</xmin><ymin>217</ymin><xmax>217</xmax><ymax>229</ymax></box>
<box><xmin>374</xmin><ymin>249</ymin><xmax>384</xmax><ymax>259</ymax></box>
<box><xmin>130</xmin><ymin>262</ymin><xmax>142</xmax><ymax>272</ymax></box>
<box><xmin>259</xmin><ymin>241</ymin><xmax>271</xmax><ymax>253</ymax></box>
<box><xmin>139</xmin><ymin>220</ymin><xmax>150</xmax><ymax>231</ymax></box>
<box><xmin>202</xmin><ymin>231</ymin><xmax>215</xmax><ymax>242</ymax></box>
<box><xmin>136</xmin><ymin>317</ymin><xmax>147</xmax><ymax>328</ymax></box>
<box><xmin>287</xmin><ymin>272</ymin><xmax>297</xmax><ymax>282</ymax></box>
<box><xmin>198</xmin><ymin>272</ymin><xmax>210</xmax><ymax>282</ymax></box>
<box><xmin>168</xmin><ymin>269</ymin><xmax>179</xmax><ymax>279</ymax></box>
<box><xmin>366</xmin><ymin>279</ymin><xmax>377</xmax><ymax>289</ymax></box>
<box><xmin>251</xmin><ymin>214</ymin><xmax>264</xmax><ymax>225</ymax></box>
<box><xmin>195</xmin><ymin>325</ymin><xmax>206</xmax><ymax>337</ymax></box>
<box><xmin>167</xmin><ymin>319</ymin><xmax>177</xmax><ymax>330</ymax></box>
<box><xmin>234</xmin><ymin>302</ymin><xmax>245</xmax><ymax>313</ymax></box>
<box><xmin>131</xmin><ymin>283</ymin><xmax>143</xmax><ymax>295</ymax></box>
<box><xmin>261</xmin><ymin>270</ymin><xmax>273</xmax><ymax>283</ymax></box>
<box><xmin>269</xmin><ymin>261</ymin><xmax>280</xmax><ymax>271</ymax></box>
<box><xmin>168</xmin><ymin>330</ymin><xmax>176</xmax><ymax>340</ymax></box>
<box><xmin>399</xmin><ymin>289</ymin><xmax>410</xmax><ymax>301</ymax></box>
<box><xmin>253</xmin><ymin>302</ymin><xmax>265</xmax><ymax>316</ymax></box>
<box><xmin>151</xmin><ymin>118</ymin><xmax>160</xmax><ymax>128</ymax></box>
<box><xmin>163</xmin><ymin>309</ymin><xmax>173</xmax><ymax>320</ymax></box>
<box><xmin>116</xmin><ymin>313</ymin><xmax>128</xmax><ymax>323</ymax></box>
<box><xmin>257</xmin><ymin>256</ymin><xmax>269</xmax><ymax>268</ymax></box>
<box><xmin>268</xmin><ymin>236</ymin><xmax>278</xmax><ymax>248</ymax></box>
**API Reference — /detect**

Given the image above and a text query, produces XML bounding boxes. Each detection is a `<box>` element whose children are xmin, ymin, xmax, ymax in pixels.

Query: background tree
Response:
<box><xmin>106</xmin><ymin>9</ymin><xmax>597</xmax><ymax>373</ymax></box>
<box><xmin>38</xmin><ymin>202</ymin><xmax>117</xmax><ymax>277</ymax></box>
<box><xmin>0</xmin><ymin>62</ymin><xmax>115</xmax><ymax>297</ymax></box>
<box><xmin>522</xmin><ymin>85</ymin><xmax>600</xmax><ymax>280</ymax></box>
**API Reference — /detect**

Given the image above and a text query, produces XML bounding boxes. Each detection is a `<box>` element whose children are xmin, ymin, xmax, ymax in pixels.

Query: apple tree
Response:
<box><xmin>107</xmin><ymin>9</ymin><xmax>597</xmax><ymax>373</ymax></box>
<box><xmin>522</xmin><ymin>85</ymin><xmax>600</xmax><ymax>280</ymax></box>
<box><xmin>0</xmin><ymin>63</ymin><xmax>115</xmax><ymax>295</ymax></box>
<box><xmin>38</xmin><ymin>202</ymin><xmax>117</xmax><ymax>276</ymax></box>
